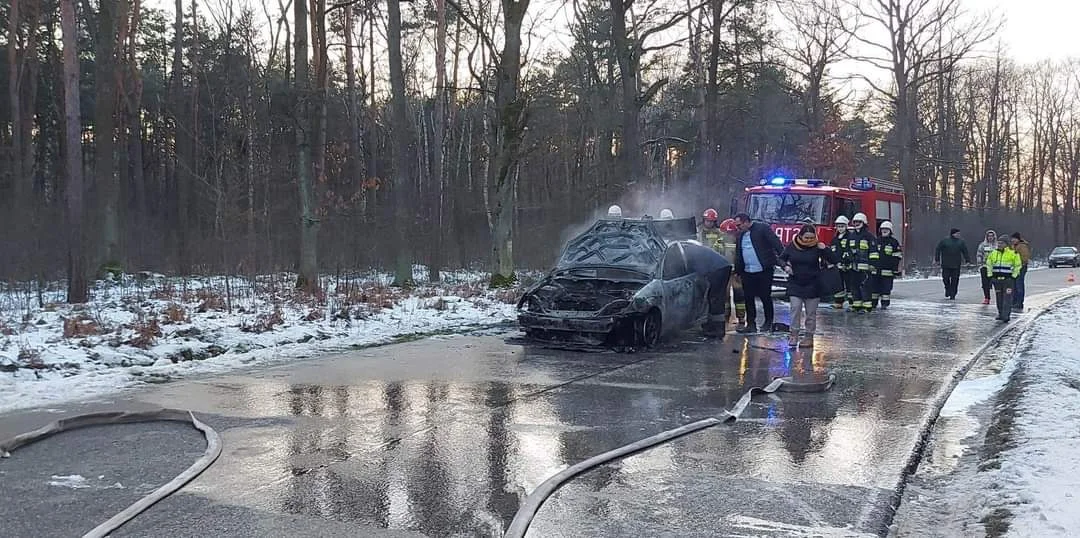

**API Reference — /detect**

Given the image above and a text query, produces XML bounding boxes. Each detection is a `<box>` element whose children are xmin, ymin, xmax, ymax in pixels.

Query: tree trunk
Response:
<box><xmin>62</xmin><ymin>0</ymin><xmax>88</xmax><ymax>303</ymax></box>
<box><xmin>488</xmin><ymin>0</ymin><xmax>530</xmax><ymax>287</ymax></box>
<box><xmin>610</xmin><ymin>0</ymin><xmax>640</xmax><ymax>193</ymax></box>
<box><xmin>430</xmin><ymin>0</ymin><xmax>448</xmax><ymax>283</ymax></box>
<box><xmin>311</xmin><ymin>0</ymin><xmax>328</xmax><ymax>188</ymax></box>
<box><xmin>97</xmin><ymin>0</ymin><xmax>123</xmax><ymax>271</ymax></box>
<box><xmin>344</xmin><ymin>5</ymin><xmax>366</xmax><ymax>221</ymax></box>
<box><xmin>9</xmin><ymin>0</ymin><xmax>23</xmax><ymax>207</ymax></box>
<box><xmin>387</xmin><ymin>0</ymin><xmax>414</xmax><ymax>287</ymax></box>
<box><xmin>295</xmin><ymin>0</ymin><xmax>319</xmax><ymax>290</ymax></box>
<box><xmin>170</xmin><ymin>0</ymin><xmax>189</xmax><ymax>273</ymax></box>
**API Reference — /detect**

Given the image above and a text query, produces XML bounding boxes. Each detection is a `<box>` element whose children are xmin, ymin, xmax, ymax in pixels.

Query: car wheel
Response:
<box><xmin>637</xmin><ymin>309</ymin><xmax>661</xmax><ymax>348</ymax></box>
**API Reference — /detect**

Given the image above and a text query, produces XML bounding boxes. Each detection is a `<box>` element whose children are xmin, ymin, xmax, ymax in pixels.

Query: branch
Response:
<box><xmin>445</xmin><ymin>0</ymin><xmax>500</xmax><ymax>62</ymax></box>
<box><xmin>637</xmin><ymin>0</ymin><xmax>709</xmax><ymax>44</ymax></box>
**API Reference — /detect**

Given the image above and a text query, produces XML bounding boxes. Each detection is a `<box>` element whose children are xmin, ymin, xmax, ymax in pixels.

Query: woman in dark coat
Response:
<box><xmin>779</xmin><ymin>224</ymin><xmax>837</xmax><ymax>346</ymax></box>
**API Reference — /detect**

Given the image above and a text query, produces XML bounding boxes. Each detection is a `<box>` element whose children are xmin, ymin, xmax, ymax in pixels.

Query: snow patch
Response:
<box><xmin>939</xmin><ymin>359</ymin><xmax>1017</xmax><ymax>419</ymax></box>
<box><xmin>0</xmin><ymin>270</ymin><xmax>524</xmax><ymax>413</ymax></box>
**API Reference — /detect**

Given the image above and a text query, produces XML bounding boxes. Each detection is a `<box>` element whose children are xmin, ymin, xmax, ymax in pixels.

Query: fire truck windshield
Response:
<box><xmin>747</xmin><ymin>193</ymin><xmax>828</xmax><ymax>224</ymax></box>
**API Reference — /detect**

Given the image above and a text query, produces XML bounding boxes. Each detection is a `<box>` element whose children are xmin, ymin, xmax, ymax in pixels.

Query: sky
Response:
<box><xmin>990</xmin><ymin>0</ymin><xmax>1080</xmax><ymax>62</ymax></box>
<box><xmin>139</xmin><ymin>0</ymin><xmax>1080</xmax><ymax>97</ymax></box>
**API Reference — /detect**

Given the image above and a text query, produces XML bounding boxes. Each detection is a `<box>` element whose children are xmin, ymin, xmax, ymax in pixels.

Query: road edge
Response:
<box><xmin>878</xmin><ymin>287</ymin><xmax>1080</xmax><ymax>536</ymax></box>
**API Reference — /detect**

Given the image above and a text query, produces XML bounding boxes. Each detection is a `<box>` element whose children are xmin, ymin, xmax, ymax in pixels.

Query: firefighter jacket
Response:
<box><xmin>875</xmin><ymin>235</ymin><xmax>903</xmax><ymax>277</ymax></box>
<box><xmin>831</xmin><ymin>232</ymin><xmax>850</xmax><ymax>270</ymax></box>
<box><xmin>985</xmin><ymin>248</ymin><xmax>1022</xmax><ymax>280</ymax></box>
<box><xmin>843</xmin><ymin>228</ymin><xmax>879</xmax><ymax>273</ymax></box>
<box><xmin>701</xmin><ymin>229</ymin><xmax>737</xmax><ymax>260</ymax></box>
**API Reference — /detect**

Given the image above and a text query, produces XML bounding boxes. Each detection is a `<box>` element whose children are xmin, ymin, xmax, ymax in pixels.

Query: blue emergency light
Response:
<box><xmin>758</xmin><ymin>177</ymin><xmax>827</xmax><ymax>187</ymax></box>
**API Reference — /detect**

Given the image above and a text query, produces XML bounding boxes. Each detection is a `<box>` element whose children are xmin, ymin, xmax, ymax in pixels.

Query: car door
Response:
<box><xmin>659</xmin><ymin>243</ymin><xmax>707</xmax><ymax>333</ymax></box>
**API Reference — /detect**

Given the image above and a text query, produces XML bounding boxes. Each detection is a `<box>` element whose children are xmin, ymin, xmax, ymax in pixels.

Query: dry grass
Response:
<box><xmin>127</xmin><ymin>316</ymin><xmax>163</xmax><ymax>349</ymax></box>
<box><xmin>62</xmin><ymin>313</ymin><xmax>102</xmax><ymax>339</ymax></box>
<box><xmin>195</xmin><ymin>289</ymin><xmax>226</xmax><ymax>312</ymax></box>
<box><xmin>162</xmin><ymin>302</ymin><xmax>189</xmax><ymax>324</ymax></box>
<box><xmin>242</xmin><ymin>306</ymin><xmax>285</xmax><ymax>333</ymax></box>
<box><xmin>17</xmin><ymin>344</ymin><xmax>44</xmax><ymax>369</ymax></box>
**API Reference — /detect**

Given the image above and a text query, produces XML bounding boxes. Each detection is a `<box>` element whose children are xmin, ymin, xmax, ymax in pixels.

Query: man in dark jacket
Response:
<box><xmin>934</xmin><ymin>228</ymin><xmax>971</xmax><ymax>300</ymax></box>
<box><xmin>733</xmin><ymin>213</ymin><xmax>784</xmax><ymax>333</ymax></box>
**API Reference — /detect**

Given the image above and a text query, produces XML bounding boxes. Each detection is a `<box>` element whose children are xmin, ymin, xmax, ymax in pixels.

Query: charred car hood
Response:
<box><xmin>554</xmin><ymin>219</ymin><xmax>670</xmax><ymax>273</ymax></box>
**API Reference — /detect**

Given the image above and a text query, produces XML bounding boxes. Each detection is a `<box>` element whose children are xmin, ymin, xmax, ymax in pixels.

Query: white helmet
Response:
<box><xmin>852</xmin><ymin>212</ymin><xmax>868</xmax><ymax>224</ymax></box>
<box><xmin>607</xmin><ymin>205</ymin><xmax>623</xmax><ymax>218</ymax></box>
<box><xmin>659</xmin><ymin>208</ymin><xmax>674</xmax><ymax>219</ymax></box>
<box><xmin>834</xmin><ymin>215</ymin><xmax>849</xmax><ymax>225</ymax></box>
<box><xmin>880</xmin><ymin>220</ymin><xmax>893</xmax><ymax>231</ymax></box>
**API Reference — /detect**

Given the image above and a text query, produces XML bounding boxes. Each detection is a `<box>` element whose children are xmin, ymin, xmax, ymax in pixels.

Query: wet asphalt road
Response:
<box><xmin>0</xmin><ymin>269</ymin><xmax>1076</xmax><ymax>538</ymax></box>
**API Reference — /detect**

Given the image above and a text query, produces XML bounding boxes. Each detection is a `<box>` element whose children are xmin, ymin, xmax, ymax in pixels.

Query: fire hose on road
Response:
<box><xmin>503</xmin><ymin>372</ymin><xmax>838</xmax><ymax>538</ymax></box>
<box><xmin>0</xmin><ymin>373</ymin><xmax>835</xmax><ymax>538</ymax></box>
<box><xmin>0</xmin><ymin>408</ymin><xmax>222</xmax><ymax>538</ymax></box>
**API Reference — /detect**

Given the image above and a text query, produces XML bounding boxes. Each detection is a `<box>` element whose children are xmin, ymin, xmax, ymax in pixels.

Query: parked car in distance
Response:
<box><xmin>1048</xmin><ymin>246</ymin><xmax>1079</xmax><ymax>268</ymax></box>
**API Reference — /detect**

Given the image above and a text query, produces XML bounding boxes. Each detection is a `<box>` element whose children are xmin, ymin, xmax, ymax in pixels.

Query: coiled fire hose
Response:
<box><xmin>0</xmin><ymin>408</ymin><xmax>222</xmax><ymax>538</ymax></box>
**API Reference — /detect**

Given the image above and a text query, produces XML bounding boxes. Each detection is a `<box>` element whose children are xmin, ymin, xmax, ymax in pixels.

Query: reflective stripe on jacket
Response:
<box><xmin>985</xmin><ymin>248</ymin><xmax>1022</xmax><ymax>279</ymax></box>
<box><xmin>843</xmin><ymin>229</ymin><xmax>878</xmax><ymax>273</ymax></box>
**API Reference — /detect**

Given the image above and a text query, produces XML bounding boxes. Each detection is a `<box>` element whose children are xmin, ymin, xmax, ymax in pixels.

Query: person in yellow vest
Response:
<box><xmin>699</xmin><ymin>209</ymin><xmax>747</xmax><ymax>330</ymax></box>
<box><xmin>985</xmin><ymin>236</ymin><xmax>1023</xmax><ymax>322</ymax></box>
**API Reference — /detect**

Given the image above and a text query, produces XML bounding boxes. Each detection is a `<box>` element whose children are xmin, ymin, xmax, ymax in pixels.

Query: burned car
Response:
<box><xmin>517</xmin><ymin>217</ymin><xmax>730</xmax><ymax>348</ymax></box>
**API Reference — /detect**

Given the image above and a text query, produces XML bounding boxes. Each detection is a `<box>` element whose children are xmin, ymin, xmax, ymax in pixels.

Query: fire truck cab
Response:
<box><xmin>740</xmin><ymin>176</ymin><xmax>907</xmax><ymax>291</ymax></box>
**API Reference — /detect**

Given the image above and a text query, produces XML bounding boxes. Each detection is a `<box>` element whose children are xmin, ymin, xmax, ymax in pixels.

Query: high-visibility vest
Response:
<box><xmin>985</xmin><ymin>248</ymin><xmax>1021</xmax><ymax>279</ymax></box>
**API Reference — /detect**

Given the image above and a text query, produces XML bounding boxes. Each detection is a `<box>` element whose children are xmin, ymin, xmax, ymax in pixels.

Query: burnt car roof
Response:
<box><xmin>555</xmin><ymin>218</ymin><xmax>683</xmax><ymax>273</ymax></box>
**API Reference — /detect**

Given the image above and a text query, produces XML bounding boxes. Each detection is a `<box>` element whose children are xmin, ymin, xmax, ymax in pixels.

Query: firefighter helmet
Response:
<box><xmin>834</xmin><ymin>215</ymin><xmax>849</xmax><ymax>225</ymax></box>
<box><xmin>702</xmin><ymin>208</ymin><xmax>718</xmax><ymax>221</ymax></box>
<box><xmin>719</xmin><ymin>218</ymin><xmax>738</xmax><ymax>233</ymax></box>
<box><xmin>659</xmin><ymin>208</ymin><xmax>674</xmax><ymax>219</ymax></box>
<box><xmin>852</xmin><ymin>212</ymin><xmax>868</xmax><ymax>224</ymax></box>
<box><xmin>607</xmin><ymin>205</ymin><xmax>623</xmax><ymax>218</ymax></box>
<box><xmin>880</xmin><ymin>220</ymin><xmax>893</xmax><ymax>231</ymax></box>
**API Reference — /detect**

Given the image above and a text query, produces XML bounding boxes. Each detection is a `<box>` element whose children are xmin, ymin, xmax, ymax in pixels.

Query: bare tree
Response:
<box><xmin>388</xmin><ymin>0</ymin><xmax>415</xmax><ymax>286</ymax></box>
<box><xmin>295</xmin><ymin>0</ymin><xmax>319</xmax><ymax>290</ymax></box>
<box><xmin>61</xmin><ymin>0</ymin><xmax>88</xmax><ymax>303</ymax></box>
<box><xmin>844</xmin><ymin>0</ymin><xmax>999</xmax><ymax>202</ymax></box>
<box><xmin>775</xmin><ymin>0</ymin><xmax>853</xmax><ymax>134</ymax></box>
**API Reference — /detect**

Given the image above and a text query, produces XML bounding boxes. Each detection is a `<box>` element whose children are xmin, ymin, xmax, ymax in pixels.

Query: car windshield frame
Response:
<box><xmin>747</xmin><ymin>193</ymin><xmax>828</xmax><ymax>225</ymax></box>
<box><xmin>555</xmin><ymin>220</ymin><xmax>667</xmax><ymax>274</ymax></box>
<box><xmin>1051</xmin><ymin>247</ymin><xmax>1077</xmax><ymax>255</ymax></box>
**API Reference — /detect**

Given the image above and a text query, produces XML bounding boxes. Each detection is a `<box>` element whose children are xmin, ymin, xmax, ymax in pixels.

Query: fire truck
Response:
<box><xmin>739</xmin><ymin>176</ymin><xmax>907</xmax><ymax>290</ymax></box>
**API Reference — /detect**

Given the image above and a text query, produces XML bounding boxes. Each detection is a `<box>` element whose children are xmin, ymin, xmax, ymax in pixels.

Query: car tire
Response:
<box><xmin>637</xmin><ymin>309</ymin><xmax>661</xmax><ymax>348</ymax></box>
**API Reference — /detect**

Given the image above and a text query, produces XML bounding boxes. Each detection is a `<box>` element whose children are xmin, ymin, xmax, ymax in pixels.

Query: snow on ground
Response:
<box><xmin>892</xmin><ymin>294</ymin><xmax>1080</xmax><ymax>537</ymax></box>
<box><xmin>981</xmin><ymin>298</ymin><xmax>1080</xmax><ymax>536</ymax></box>
<box><xmin>0</xmin><ymin>267</ymin><xmax>531</xmax><ymax>414</ymax></box>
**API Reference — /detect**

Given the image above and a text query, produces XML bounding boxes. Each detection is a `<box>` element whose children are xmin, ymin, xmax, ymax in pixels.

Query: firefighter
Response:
<box><xmin>607</xmin><ymin>205</ymin><xmax>623</xmax><ymax>219</ymax></box>
<box><xmin>699</xmin><ymin>208</ymin><xmax>722</xmax><ymax>245</ymax></box>
<box><xmin>872</xmin><ymin>220</ymin><xmax>902</xmax><ymax>309</ymax></box>
<box><xmin>844</xmin><ymin>212</ymin><xmax>878</xmax><ymax>312</ymax></box>
<box><xmin>830</xmin><ymin>215</ymin><xmax>851</xmax><ymax>309</ymax></box>
<box><xmin>985</xmin><ymin>236</ymin><xmax>1022</xmax><ymax>322</ymax></box>
<box><xmin>718</xmin><ymin>218</ymin><xmax>747</xmax><ymax>329</ymax></box>
<box><xmin>659</xmin><ymin>208</ymin><xmax>674</xmax><ymax>219</ymax></box>
<box><xmin>699</xmin><ymin>210</ymin><xmax>747</xmax><ymax>330</ymax></box>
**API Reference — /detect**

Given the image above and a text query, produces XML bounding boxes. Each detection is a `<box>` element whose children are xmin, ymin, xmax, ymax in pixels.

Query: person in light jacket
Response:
<box><xmin>779</xmin><ymin>224</ymin><xmax>837</xmax><ymax>347</ymax></box>
<box><xmin>975</xmin><ymin>230</ymin><xmax>998</xmax><ymax>305</ymax></box>
<box><xmin>985</xmin><ymin>237</ymin><xmax>1022</xmax><ymax>322</ymax></box>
